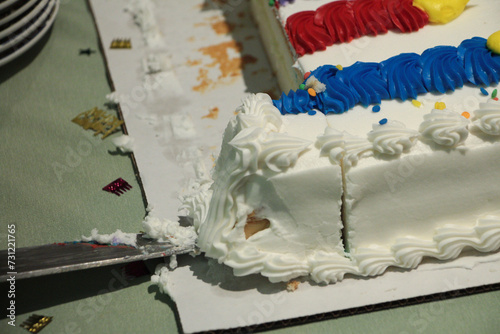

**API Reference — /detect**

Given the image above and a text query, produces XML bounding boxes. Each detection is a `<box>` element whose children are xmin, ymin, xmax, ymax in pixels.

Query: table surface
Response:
<box><xmin>0</xmin><ymin>1</ymin><xmax>499</xmax><ymax>333</ymax></box>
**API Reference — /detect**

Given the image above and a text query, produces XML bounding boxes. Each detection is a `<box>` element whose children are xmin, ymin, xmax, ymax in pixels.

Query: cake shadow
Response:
<box><xmin>187</xmin><ymin>254</ymin><xmax>287</xmax><ymax>294</ymax></box>
<box><xmin>0</xmin><ymin>28</ymin><xmax>54</xmax><ymax>85</ymax></box>
<box><xmin>0</xmin><ymin>261</ymin><xmax>151</xmax><ymax>318</ymax></box>
<box><xmin>200</xmin><ymin>0</ymin><xmax>281</xmax><ymax>99</ymax></box>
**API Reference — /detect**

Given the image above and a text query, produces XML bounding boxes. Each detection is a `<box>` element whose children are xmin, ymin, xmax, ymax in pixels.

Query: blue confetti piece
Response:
<box><xmin>372</xmin><ymin>105</ymin><xmax>381</xmax><ymax>113</ymax></box>
<box><xmin>379</xmin><ymin>118</ymin><xmax>388</xmax><ymax>125</ymax></box>
<box><xmin>308</xmin><ymin>110</ymin><xmax>317</xmax><ymax>115</ymax></box>
<box><xmin>480</xmin><ymin>87</ymin><xmax>489</xmax><ymax>96</ymax></box>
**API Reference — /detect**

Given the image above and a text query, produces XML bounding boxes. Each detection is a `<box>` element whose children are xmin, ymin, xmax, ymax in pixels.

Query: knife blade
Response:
<box><xmin>0</xmin><ymin>234</ymin><xmax>196</xmax><ymax>280</ymax></box>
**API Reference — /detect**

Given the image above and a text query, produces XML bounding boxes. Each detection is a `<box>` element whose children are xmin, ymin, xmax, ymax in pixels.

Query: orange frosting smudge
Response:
<box><xmin>203</xmin><ymin>107</ymin><xmax>220</xmax><ymax>119</ymax></box>
<box><xmin>193</xmin><ymin>41</ymin><xmax>245</xmax><ymax>93</ymax></box>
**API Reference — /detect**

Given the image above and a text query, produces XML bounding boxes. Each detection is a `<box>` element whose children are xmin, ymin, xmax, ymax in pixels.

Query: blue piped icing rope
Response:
<box><xmin>273</xmin><ymin>37</ymin><xmax>500</xmax><ymax>114</ymax></box>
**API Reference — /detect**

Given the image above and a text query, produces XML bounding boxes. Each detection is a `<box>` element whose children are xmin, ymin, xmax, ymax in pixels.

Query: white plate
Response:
<box><xmin>0</xmin><ymin>0</ymin><xmax>58</xmax><ymax>66</ymax></box>
<box><xmin>0</xmin><ymin>0</ymin><xmax>39</xmax><ymax>27</ymax></box>
<box><xmin>0</xmin><ymin>0</ymin><xmax>53</xmax><ymax>52</ymax></box>
<box><xmin>0</xmin><ymin>0</ymin><xmax>23</xmax><ymax>12</ymax></box>
<box><xmin>0</xmin><ymin>0</ymin><xmax>49</xmax><ymax>40</ymax></box>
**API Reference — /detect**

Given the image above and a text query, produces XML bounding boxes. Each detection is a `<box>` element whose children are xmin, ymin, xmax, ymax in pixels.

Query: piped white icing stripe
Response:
<box><xmin>225</xmin><ymin>215</ymin><xmax>500</xmax><ymax>283</ymax></box>
<box><xmin>353</xmin><ymin>217</ymin><xmax>500</xmax><ymax>277</ymax></box>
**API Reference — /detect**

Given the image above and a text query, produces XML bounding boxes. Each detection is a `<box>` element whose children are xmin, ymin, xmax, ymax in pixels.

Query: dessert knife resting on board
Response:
<box><xmin>0</xmin><ymin>234</ymin><xmax>196</xmax><ymax>280</ymax></box>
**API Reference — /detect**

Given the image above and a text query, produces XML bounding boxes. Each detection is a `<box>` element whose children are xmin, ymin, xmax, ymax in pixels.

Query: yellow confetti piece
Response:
<box><xmin>336</xmin><ymin>64</ymin><xmax>343</xmax><ymax>71</ymax></box>
<box><xmin>412</xmin><ymin>99</ymin><xmax>422</xmax><ymax>108</ymax></box>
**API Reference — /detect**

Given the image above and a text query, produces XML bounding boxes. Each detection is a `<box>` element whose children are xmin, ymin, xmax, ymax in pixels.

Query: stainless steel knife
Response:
<box><xmin>0</xmin><ymin>234</ymin><xmax>196</xmax><ymax>280</ymax></box>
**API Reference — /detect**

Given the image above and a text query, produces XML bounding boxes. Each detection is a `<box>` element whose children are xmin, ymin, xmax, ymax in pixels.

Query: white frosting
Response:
<box><xmin>142</xmin><ymin>213</ymin><xmax>197</xmax><ymax>247</ymax></box>
<box><xmin>368</xmin><ymin>120</ymin><xmax>419</xmax><ymax>155</ymax></box>
<box><xmin>196</xmin><ymin>94</ymin><xmax>345</xmax><ymax>283</ymax></box>
<box><xmin>81</xmin><ymin>229</ymin><xmax>137</xmax><ymax>247</ymax></box>
<box><xmin>419</xmin><ymin>109</ymin><xmax>470</xmax><ymax>146</ymax></box>
<box><xmin>473</xmin><ymin>99</ymin><xmax>500</xmax><ymax>136</ymax></box>
<box><xmin>194</xmin><ymin>91</ymin><xmax>500</xmax><ymax>283</ymax></box>
<box><xmin>354</xmin><ymin>216</ymin><xmax>500</xmax><ymax>276</ymax></box>
<box><xmin>193</xmin><ymin>1</ymin><xmax>500</xmax><ymax>283</ymax></box>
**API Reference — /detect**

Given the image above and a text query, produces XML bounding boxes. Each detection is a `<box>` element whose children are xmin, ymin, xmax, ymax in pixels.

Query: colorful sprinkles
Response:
<box><xmin>461</xmin><ymin>111</ymin><xmax>471</xmax><ymax>119</ymax></box>
<box><xmin>304</xmin><ymin>71</ymin><xmax>311</xmax><ymax>80</ymax></box>
<box><xmin>435</xmin><ymin>102</ymin><xmax>446</xmax><ymax>110</ymax></box>
<box><xmin>492</xmin><ymin>89</ymin><xmax>498</xmax><ymax>99</ymax></box>
<box><xmin>307</xmin><ymin>88</ymin><xmax>316</xmax><ymax>96</ymax></box>
<box><xmin>379</xmin><ymin>118</ymin><xmax>388</xmax><ymax>125</ymax></box>
<box><xmin>412</xmin><ymin>99</ymin><xmax>422</xmax><ymax>108</ymax></box>
<box><xmin>372</xmin><ymin>105</ymin><xmax>381</xmax><ymax>113</ymax></box>
<box><xmin>308</xmin><ymin>110</ymin><xmax>317</xmax><ymax>116</ymax></box>
<box><xmin>480</xmin><ymin>87</ymin><xmax>489</xmax><ymax>96</ymax></box>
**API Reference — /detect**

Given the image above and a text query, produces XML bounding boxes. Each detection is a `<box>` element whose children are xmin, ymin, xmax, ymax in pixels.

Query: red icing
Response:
<box><xmin>315</xmin><ymin>1</ymin><xmax>359</xmax><ymax>44</ymax></box>
<box><xmin>286</xmin><ymin>11</ymin><xmax>332</xmax><ymax>56</ymax></box>
<box><xmin>286</xmin><ymin>0</ymin><xmax>429</xmax><ymax>57</ymax></box>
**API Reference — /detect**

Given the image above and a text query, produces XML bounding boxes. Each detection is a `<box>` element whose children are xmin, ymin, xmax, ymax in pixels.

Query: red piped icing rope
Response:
<box><xmin>286</xmin><ymin>0</ymin><xmax>429</xmax><ymax>57</ymax></box>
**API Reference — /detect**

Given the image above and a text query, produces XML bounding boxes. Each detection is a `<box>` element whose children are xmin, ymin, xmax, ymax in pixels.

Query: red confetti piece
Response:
<box><xmin>103</xmin><ymin>178</ymin><xmax>132</xmax><ymax>196</ymax></box>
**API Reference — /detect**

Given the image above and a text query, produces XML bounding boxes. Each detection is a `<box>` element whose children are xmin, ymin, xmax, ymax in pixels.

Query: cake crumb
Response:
<box><xmin>286</xmin><ymin>280</ymin><xmax>300</xmax><ymax>292</ymax></box>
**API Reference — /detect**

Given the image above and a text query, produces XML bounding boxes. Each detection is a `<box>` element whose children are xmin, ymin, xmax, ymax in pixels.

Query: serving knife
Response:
<box><xmin>0</xmin><ymin>234</ymin><xmax>196</xmax><ymax>280</ymax></box>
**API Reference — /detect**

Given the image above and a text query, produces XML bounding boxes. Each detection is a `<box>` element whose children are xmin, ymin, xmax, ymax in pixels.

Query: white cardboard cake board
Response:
<box><xmin>89</xmin><ymin>1</ymin><xmax>500</xmax><ymax>333</ymax></box>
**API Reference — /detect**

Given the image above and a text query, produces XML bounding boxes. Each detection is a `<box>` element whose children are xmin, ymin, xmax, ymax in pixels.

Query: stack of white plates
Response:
<box><xmin>0</xmin><ymin>0</ymin><xmax>59</xmax><ymax>66</ymax></box>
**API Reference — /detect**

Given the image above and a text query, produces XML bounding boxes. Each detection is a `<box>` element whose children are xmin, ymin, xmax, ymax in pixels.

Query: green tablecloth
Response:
<box><xmin>0</xmin><ymin>1</ymin><xmax>499</xmax><ymax>333</ymax></box>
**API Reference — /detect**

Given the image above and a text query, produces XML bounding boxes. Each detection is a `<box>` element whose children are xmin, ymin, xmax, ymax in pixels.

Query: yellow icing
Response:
<box><xmin>412</xmin><ymin>0</ymin><xmax>469</xmax><ymax>24</ymax></box>
<box><xmin>487</xmin><ymin>31</ymin><xmax>500</xmax><ymax>55</ymax></box>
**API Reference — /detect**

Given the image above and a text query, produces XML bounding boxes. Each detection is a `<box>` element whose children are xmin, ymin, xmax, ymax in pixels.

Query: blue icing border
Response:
<box><xmin>273</xmin><ymin>37</ymin><xmax>500</xmax><ymax>115</ymax></box>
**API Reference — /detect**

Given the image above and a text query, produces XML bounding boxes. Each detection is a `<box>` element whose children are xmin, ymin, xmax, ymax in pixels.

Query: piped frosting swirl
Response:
<box><xmin>473</xmin><ymin>99</ymin><xmax>500</xmax><ymax>136</ymax></box>
<box><xmin>274</xmin><ymin>37</ymin><xmax>500</xmax><ymax>115</ymax></box>
<box><xmin>419</xmin><ymin>109</ymin><xmax>470</xmax><ymax>146</ymax></box>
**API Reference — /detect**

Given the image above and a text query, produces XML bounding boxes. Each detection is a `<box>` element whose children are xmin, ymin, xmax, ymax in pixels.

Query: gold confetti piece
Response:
<box><xmin>21</xmin><ymin>314</ymin><xmax>53</xmax><ymax>333</ymax></box>
<box><xmin>110</xmin><ymin>38</ymin><xmax>132</xmax><ymax>49</ymax></box>
<box><xmin>72</xmin><ymin>107</ymin><xmax>124</xmax><ymax>139</ymax></box>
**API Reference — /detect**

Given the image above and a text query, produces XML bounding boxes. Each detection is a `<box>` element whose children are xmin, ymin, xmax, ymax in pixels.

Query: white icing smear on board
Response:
<box><xmin>82</xmin><ymin>229</ymin><xmax>138</xmax><ymax>247</ymax></box>
<box><xmin>142</xmin><ymin>212</ymin><xmax>197</xmax><ymax>247</ymax></box>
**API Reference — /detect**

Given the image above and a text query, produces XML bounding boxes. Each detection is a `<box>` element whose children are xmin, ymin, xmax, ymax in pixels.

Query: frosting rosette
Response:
<box><xmin>317</xmin><ymin>127</ymin><xmax>372</xmax><ymax>168</ymax></box>
<box><xmin>367</xmin><ymin>120</ymin><xmax>419</xmax><ymax>155</ymax></box>
<box><xmin>419</xmin><ymin>109</ymin><xmax>470</xmax><ymax>146</ymax></box>
<box><xmin>230</xmin><ymin>128</ymin><xmax>312</xmax><ymax>173</ymax></box>
<box><xmin>235</xmin><ymin>93</ymin><xmax>283</xmax><ymax>132</ymax></box>
<box><xmin>473</xmin><ymin>100</ymin><xmax>500</xmax><ymax>136</ymax></box>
